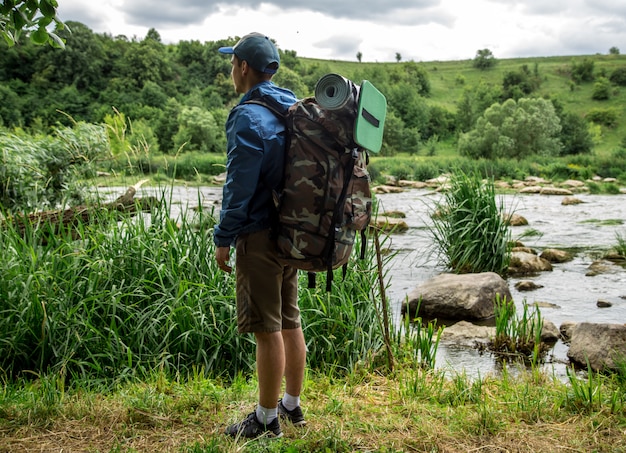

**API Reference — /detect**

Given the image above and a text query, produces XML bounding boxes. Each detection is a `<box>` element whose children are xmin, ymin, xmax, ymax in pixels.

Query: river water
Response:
<box><xmin>375</xmin><ymin>188</ymin><xmax>626</xmax><ymax>379</ymax></box>
<box><xmin>115</xmin><ymin>185</ymin><xmax>626</xmax><ymax>379</ymax></box>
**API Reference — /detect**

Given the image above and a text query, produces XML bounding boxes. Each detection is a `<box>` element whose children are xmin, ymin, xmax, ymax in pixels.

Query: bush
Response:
<box><xmin>586</xmin><ymin>108</ymin><xmax>620</xmax><ymax>128</ymax></box>
<box><xmin>609</xmin><ymin>67</ymin><xmax>626</xmax><ymax>86</ymax></box>
<box><xmin>591</xmin><ymin>77</ymin><xmax>612</xmax><ymax>100</ymax></box>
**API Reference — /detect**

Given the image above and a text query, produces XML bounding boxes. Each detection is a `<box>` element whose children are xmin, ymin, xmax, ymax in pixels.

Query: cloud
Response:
<box><xmin>313</xmin><ymin>34</ymin><xmax>364</xmax><ymax>60</ymax></box>
<box><xmin>118</xmin><ymin>0</ymin><xmax>444</xmax><ymax>28</ymax></box>
<box><xmin>57</xmin><ymin>0</ymin><xmax>626</xmax><ymax>62</ymax></box>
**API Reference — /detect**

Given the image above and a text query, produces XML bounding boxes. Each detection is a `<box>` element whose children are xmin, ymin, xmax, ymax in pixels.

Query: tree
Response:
<box><xmin>356</xmin><ymin>51</ymin><xmax>362</xmax><ymax>63</ymax></box>
<box><xmin>0</xmin><ymin>0</ymin><xmax>66</xmax><ymax>47</ymax></box>
<box><xmin>502</xmin><ymin>65</ymin><xmax>540</xmax><ymax>100</ymax></box>
<box><xmin>395</xmin><ymin>52</ymin><xmax>401</xmax><ymax>63</ymax></box>
<box><xmin>609</xmin><ymin>46</ymin><xmax>620</xmax><ymax>55</ymax></box>
<box><xmin>458</xmin><ymin>98</ymin><xmax>562</xmax><ymax>160</ymax></box>
<box><xmin>456</xmin><ymin>81</ymin><xmax>503</xmax><ymax>132</ymax></box>
<box><xmin>473</xmin><ymin>48</ymin><xmax>496</xmax><ymax>70</ymax></box>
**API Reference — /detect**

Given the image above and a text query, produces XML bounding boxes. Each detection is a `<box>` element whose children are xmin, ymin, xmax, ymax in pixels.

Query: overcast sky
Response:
<box><xmin>56</xmin><ymin>0</ymin><xmax>625</xmax><ymax>62</ymax></box>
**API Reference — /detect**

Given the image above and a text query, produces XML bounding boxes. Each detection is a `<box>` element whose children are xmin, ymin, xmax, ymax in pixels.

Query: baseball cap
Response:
<box><xmin>218</xmin><ymin>32</ymin><xmax>280</xmax><ymax>74</ymax></box>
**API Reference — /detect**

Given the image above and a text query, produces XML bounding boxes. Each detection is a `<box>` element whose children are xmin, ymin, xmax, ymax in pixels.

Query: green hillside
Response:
<box><xmin>298</xmin><ymin>53</ymin><xmax>626</xmax><ymax>155</ymax></box>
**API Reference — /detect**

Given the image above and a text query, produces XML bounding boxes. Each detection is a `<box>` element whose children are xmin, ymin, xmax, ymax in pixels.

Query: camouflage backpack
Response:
<box><xmin>246</xmin><ymin>90</ymin><xmax>373</xmax><ymax>291</ymax></box>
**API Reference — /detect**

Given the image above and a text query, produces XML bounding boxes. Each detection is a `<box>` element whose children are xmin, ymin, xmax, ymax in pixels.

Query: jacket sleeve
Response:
<box><xmin>213</xmin><ymin>107</ymin><xmax>264</xmax><ymax>247</ymax></box>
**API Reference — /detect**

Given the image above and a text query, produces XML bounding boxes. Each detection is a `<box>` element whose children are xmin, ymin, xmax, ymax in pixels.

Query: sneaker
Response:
<box><xmin>225</xmin><ymin>411</ymin><xmax>283</xmax><ymax>439</ymax></box>
<box><xmin>278</xmin><ymin>399</ymin><xmax>306</xmax><ymax>426</ymax></box>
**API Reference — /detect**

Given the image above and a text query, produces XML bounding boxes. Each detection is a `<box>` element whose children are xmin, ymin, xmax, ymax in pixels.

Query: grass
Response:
<box><xmin>1</xmin><ymin>363</ymin><xmax>625</xmax><ymax>452</ymax></box>
<box><xmin>427</xmin><ymin>170</ymin><xmax>512</xmax><ymax>276</ymax></box>
<box><xmin>0</xmin><ymin>187</ymin><xmax>387</xmax><ymax>382</ymax></box>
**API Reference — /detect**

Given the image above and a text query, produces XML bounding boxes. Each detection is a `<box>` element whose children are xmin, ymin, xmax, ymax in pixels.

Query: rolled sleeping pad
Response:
<box><xmin>315</xmin><ymin>73</ymin><xmax>358</xmax><ymax>110</ymax></box>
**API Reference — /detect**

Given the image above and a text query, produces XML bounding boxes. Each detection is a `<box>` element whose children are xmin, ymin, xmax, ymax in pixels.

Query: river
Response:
<box><xmin>112</xmin><ymin>185</ymin><xmax>626</xmax><ymax>379</ymax></box>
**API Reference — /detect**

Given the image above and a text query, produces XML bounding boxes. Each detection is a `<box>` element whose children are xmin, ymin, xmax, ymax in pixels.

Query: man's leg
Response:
<box><xmin>255</xmin><ymin>330</ymin><xmax>285</xmax><ymax>409</ymax></box>
<box><xmin>282</xmin><ymin>327</ymin><xmax>306</xmax><ymax>396</ymax></box>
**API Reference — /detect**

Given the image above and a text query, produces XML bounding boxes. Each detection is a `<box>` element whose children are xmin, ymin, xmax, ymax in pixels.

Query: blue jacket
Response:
<box><xmin>213</xmin><ymin>81</ymin><xmax>297</xmax><ymax>247</ymax></box>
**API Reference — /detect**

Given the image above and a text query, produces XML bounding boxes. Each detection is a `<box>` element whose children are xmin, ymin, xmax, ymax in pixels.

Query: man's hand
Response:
<box><xmin>215</xmin><ymin>246</ymin><xmax>233</xmax><ymax>273</ymax></box>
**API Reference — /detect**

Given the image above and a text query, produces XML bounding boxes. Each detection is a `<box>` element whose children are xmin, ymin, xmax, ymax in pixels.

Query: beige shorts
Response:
<box><xmin>235</xmin><ymin>229</ymin><xmax>300</xmax><ymax>333</ymax></box>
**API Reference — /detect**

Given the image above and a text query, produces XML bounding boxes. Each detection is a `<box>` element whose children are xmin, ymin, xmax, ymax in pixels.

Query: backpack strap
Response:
<box><xmin>321</xmin><ymin>147</ymin><xmax>359</xmax><ymax>292</ymax></box>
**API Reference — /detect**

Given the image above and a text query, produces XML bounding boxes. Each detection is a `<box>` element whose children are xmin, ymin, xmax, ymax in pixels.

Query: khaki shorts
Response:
<box><xmin>235</xmin><ymin>229</ymin><xmax>300</xmax><ymax>333</ymax></box>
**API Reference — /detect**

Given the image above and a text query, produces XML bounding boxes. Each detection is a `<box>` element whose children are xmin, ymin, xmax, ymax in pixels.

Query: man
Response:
<box><xmin>214</xmin><ymin>32</ymin><xmax>307</xmax><ymax>439</ymax></box>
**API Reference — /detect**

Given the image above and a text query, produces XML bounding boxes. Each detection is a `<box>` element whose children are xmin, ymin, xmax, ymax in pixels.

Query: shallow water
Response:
<box><xmin>375</xmin><ymin>189</ymin><xmax>626</xmax><ymax>378</ymax></box>
<box><xmin>111</xmin><ymin>185</ymin><xmax>626</xmax><ymax>379</ymax></box>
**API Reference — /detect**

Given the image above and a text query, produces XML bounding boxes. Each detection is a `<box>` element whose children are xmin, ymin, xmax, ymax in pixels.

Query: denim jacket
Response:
<box><xmin>213</xmin><ymin>81</ymin><xmax>297</xmax><ymax>247</ymax></box>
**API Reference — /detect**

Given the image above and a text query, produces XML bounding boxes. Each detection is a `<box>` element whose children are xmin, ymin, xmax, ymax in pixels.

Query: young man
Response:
<box><xmin>214</xmin><ymin>32</ymin><xmax>307</xmax><ymax>439</ymax></box>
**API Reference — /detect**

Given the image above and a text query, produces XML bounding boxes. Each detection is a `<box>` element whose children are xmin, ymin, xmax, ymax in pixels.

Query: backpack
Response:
<box><xmin>246</xmin><ymin>75</ymin><xmax>385</xmax><ymax>291</ymax></box>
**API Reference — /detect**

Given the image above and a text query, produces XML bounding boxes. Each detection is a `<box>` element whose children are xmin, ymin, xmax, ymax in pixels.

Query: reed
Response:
<box><xmin>427</xmin><ymin>169</ymin><xmax>511</xmax><ymax>276</ymax></box>
<box><xmin>491</xmin><ymin>294</ymin><xmax>547</xmax><ymax>364</ymax></box>
<box><xmin>0</xmin><ymin>188</ymin><xmax>389</xmax><ymax>382</ymax></box>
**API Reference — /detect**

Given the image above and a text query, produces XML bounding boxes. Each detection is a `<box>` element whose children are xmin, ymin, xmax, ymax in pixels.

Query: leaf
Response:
<box><xmin>39</xmin><ymin>0</ymin><xmax>57</xmax><ymax>18</ymax></box>
<box><xmin>47</xmin><ymin>31</ymin><xmax>65</xmax><ymax>49</ymax></box>
<box><xmin>11</xmin><ymin>8</ymin><xmax>27</xmax><ymax>31</ymax></box>
<box><xmin>31</xmin><ymin>26</ymin><xmax>48</xmax><ymax>44</ymax></box>
<box><xmin>1</xmin><ymin>30</ymin><xmax>16</xmax><ymax>47</ymax></box>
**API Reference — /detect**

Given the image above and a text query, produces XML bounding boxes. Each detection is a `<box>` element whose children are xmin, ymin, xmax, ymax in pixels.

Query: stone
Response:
<box><xmin>504</xmin><ymin>213</ymin><xmax>528</xmax><ymax>226</ymax></box>
<box><xmin>560</xmin><ymin>321</ymin><xmax>577</xmax><ymax>342</ymax></box>
<box><xmin>372</xmin><ymin>185</ymin><xmax>404</xmax><ymax>194</ymax></box>
<box><xmin>440</xmin><ymin>321</ymin><xmax>495</xmax><ymax>346</ymax></box>
<box><xmin>509</xmin><ymin>251</ymin><xmax>553</xmax><ymax>275</ymax></box>
<box><xmin>562</xmin><ymin>196</ymin><xmax>584</xmax><ymax>205</ymax></box>
<box><xmin>539</xmin><ymin>248</ymin><xmax>573</xmax><ymax>263</ymax></box>
<box><xmin>541</xmin><ymin>320</ymin><xmax>561</xmax><ymax>343</ymax></box>
<box><xmin>586</xmin><ymin>260</ymin><xmax>624</xmax><ymax>276</ymax></box>
<box><xmin>519</xmin><ymin>186</ymin><xmax>543</xmax><ymax>194</ymax></box>
<box><xmin>567</xmin><ymin>323</ymin><xmax>626</xmax><ymax>372</ymax></box>
<box><xmin>515</xmin><ymin>280</ymin><xmax>544</xmax><ymax>291</ymax></box>
<box><xmin>402</xmin><ymin>272</ymin><xmax>512</xmax><ymax>321</ymax></box>
<box><xmin>539</xmin><ymin>187</ymin><xmax>573</xmax><ymax>196</ymax></box>
<box><xmin>371</xmin><ymin>216</ymin><xmax>408</xmax><ymax>233</ymax></box>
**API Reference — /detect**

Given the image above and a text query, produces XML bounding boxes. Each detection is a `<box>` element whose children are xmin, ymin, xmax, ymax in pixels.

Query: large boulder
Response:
<box><xmin>567</xmin><ymin>323</ymin><xmax>626</xmax><ymax>372</ymax></box>
<box><xmin>401</xmin><ymin>272</ymin><xmax>511</xmax><ymax>321</ymax></box>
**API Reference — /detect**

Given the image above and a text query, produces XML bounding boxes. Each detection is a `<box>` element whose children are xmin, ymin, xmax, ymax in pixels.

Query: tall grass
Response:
<box><xmin>0</xmin><ymin>188</ymin><xmax>388</xmax><ymax>383</ymax></box>
<box><xmin>428</xmin><ymin>169</ymin><xmax>512</xmax><ymax>276</ymax></box>
<box><xmin>491</xmin><ymin>295</ymin><xmax>547</xmax><ymax>365</ymax></box>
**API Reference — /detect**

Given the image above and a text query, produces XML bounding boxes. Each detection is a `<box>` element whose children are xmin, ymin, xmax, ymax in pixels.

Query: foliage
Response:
<box><xmin>427</xmin><ymin>170</ymin><xmax>511</xmax><ymax>276</ymax></box>
<box><xmin>615</xmin><ymin>231</ymin><xmax>626</xmax><ymax>257</ymax></box>
<box><xmin>0</xmin><ymin>122</ymin><xmax>109</xmax><ymax>213</ymax></box>
<box><xmin>609</xmin><ymin>66</ymin><xmax>626</xmax><ymax>86</ymax></box>
<box><xmin>591</xmin><ymin>76</ymin><xmax>612</xmax><ymax>100</ymax></box>
<box><xmin>586</xmin><ymin>107</ymin><xmax>620</xmax><ymax>128</ymax></box>
<box><xmin>490</xmin><ymin>295</ymin><xmax>547</xmax><ymax>365</ymax></box>
<box><xmin>172</xmin><ymin>106</ymin><xmax>225</xmax><ymax>153</ymax></box>
<box><xmin>458</xmin><ymin>98</ymin><xmax>562</xmax><ymax>160</ymax></box>
<box><xmin>0</xmin><ymin>0</ymin><xmax>66</xmax><ymax>47</ymax></box>
<box><xmin>571</xmin><ymin>58</ymin><xmax>595</xmax><ymax>83</ymax></box>
<box><xmin>0</xmin><ymin>191</ymin><xmax>387</xmax><ymax>381</ymax></box>
<box><xmin>456</xmin><ymin>81</ymin><xmax>503</xmax><ymax>132</ymax></box>
<box><xmin>473</xmin><ymin>48</ymin><xmax>497</xmax><ymax>70</ymax></box>
<box><xmin>501</xmin><ymin>64</ymin><xmax>541</xmax><ymax>100</ymax></box>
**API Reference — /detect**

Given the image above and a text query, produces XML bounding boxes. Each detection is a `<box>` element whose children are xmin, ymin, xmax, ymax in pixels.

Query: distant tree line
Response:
<box><xmin>1</xmin><ymin>22</ymin><xmax>624</xmax><ymax>160</ymax></box>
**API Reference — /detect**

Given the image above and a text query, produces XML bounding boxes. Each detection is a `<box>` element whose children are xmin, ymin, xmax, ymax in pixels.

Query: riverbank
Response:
<box><xmin>1</xmin><ymin>362</ymin><xmax>625</xmax><ymax>452</ymax></box>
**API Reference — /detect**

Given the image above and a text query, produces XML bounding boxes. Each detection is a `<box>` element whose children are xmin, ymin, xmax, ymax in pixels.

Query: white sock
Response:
<box><xmin>281</xmin><ymin>392</ymin><xmax>300</xmax><ymax>411</ymax></box>
<box><xmin>256</xmin><ymin>404</ymin><xmax>277</xmax><ymax>425</ymax></box>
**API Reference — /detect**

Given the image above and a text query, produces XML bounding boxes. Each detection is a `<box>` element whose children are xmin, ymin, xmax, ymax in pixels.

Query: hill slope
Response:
<box><xmin>298</xmin><ymin>53</ymin><xmax>626</xmax><ymax>154</ymax></box>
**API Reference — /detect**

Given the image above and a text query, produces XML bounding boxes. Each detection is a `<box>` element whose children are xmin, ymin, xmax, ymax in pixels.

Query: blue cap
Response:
<box><xmin>218</xmin><ymin>32</ymin><xmax>280</xmax><ymax>74</ymax></box>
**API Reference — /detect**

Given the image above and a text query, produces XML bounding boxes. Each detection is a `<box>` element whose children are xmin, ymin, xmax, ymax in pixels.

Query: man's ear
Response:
<box><xmin>240</xmin><ymin>60</ymin><xmax>250</xmax><ymax>76</ymax></box>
